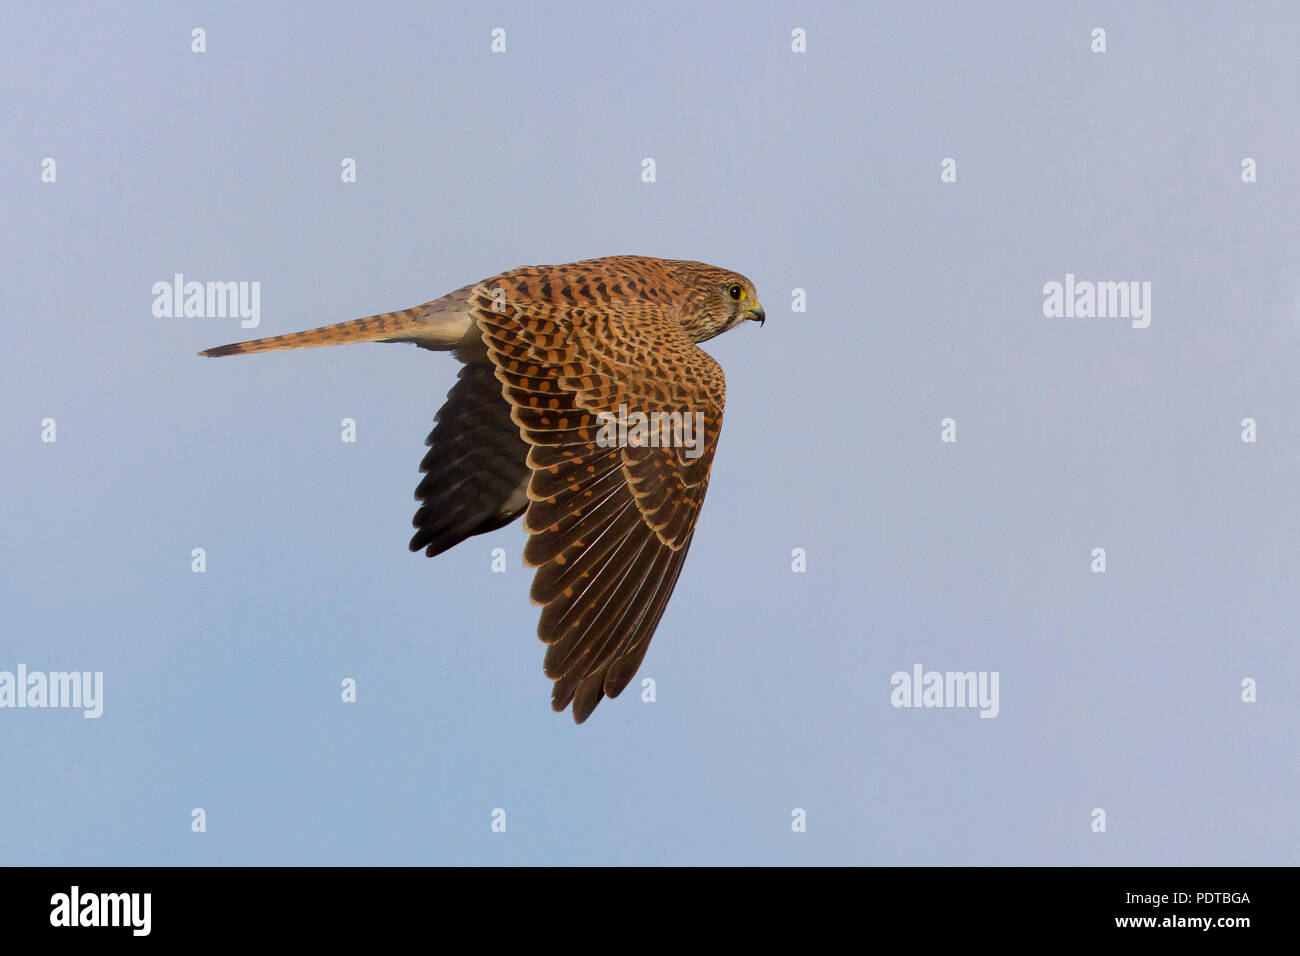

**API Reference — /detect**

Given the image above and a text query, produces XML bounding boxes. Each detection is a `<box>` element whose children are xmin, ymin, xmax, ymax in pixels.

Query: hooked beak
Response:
<box><xmin>744</xmin><ymin>304</ymin><xmax>766</xmax><ymax>327</ymax></box>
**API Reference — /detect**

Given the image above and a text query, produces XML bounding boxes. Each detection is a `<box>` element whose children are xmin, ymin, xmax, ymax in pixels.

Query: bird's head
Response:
<box><xmin>673</xmin><ymin>262</ymin><xmax>765</xmax><ymax>343</ymax></box>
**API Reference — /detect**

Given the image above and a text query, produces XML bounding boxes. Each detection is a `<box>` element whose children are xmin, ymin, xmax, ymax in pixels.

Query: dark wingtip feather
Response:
<box><xmin>571</xmin><ymin>671</ymin><xmax>608</xmax><ymax>724</ymax></box>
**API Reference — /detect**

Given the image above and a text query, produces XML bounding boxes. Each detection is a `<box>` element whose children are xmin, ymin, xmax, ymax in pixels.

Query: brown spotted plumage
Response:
<box><xmin>200</xmin><ymin>256</ymin><xmax>764</xmax><ymax>722</ymax></box>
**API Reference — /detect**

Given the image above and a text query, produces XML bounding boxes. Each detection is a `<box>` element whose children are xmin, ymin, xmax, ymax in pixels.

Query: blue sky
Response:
<box><xmin>2</xmin><ymin>0</ymin><xmax>1297</xmax><ymax>864</ymax></box>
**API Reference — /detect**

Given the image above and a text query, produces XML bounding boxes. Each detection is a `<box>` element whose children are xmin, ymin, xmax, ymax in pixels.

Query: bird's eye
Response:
<box><xmin>728</xmin><ymin>284</ymin><xmax>743</xmax><ymax>301</ymax></box>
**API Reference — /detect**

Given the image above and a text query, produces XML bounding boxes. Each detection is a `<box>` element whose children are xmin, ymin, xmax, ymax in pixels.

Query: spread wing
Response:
<box><xmin>473</xmin><ymin>282</ymin><xmax>726</xmax><ymax>723</ymax></box>
<box><xmin>409</xmin><ymin>359</ymin><xmax>532</xmax><ymax>558</ymax></box>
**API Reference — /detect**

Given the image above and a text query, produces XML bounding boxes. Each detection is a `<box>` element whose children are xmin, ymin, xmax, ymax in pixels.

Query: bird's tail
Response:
<box><xmin>199</xmin><ymin>287</ymin><xmax>477</xmax><ymax>357</ymax></box>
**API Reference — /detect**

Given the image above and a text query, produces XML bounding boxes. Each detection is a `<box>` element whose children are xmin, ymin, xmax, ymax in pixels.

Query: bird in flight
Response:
<box><xmin>201</xmin><ymin>255</ymin><xmax>764</xmax><ymax>722</ymax></box>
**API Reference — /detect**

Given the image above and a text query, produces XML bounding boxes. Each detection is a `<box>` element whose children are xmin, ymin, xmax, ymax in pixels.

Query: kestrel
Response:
<box><xmin>201</xmin><ymin>256</ymin><xmax>764</xmax><ymax>722</ymax></box>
